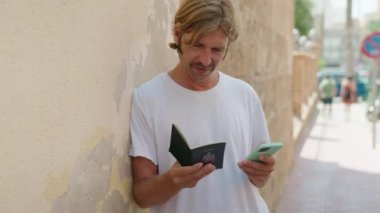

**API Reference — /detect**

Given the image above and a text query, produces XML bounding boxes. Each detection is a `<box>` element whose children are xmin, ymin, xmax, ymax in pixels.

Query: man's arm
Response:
<box><xmin>131</xmin><ymin>156</ymin><xmax>216</xmax><ymax>208</ymax></box>
<box><xmin>238</xmin><ymin>155</ymin><xmax>275</xmax><ymax>188</ymax></box>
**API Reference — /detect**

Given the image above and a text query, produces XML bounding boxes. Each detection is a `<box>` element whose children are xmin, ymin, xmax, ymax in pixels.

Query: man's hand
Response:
<box><xmin>131</xmin><ymin>157</ymin><xmax>216</xmax><ymax>208</ymax></box>
<box><xmin>238</xmin><ymin>155</ymin><xmax>275</xmax><ymax>188</ymax></box>
<box><xmin>170</xmin><ymin>162</ymin><xmax>216</xmax><ymax>189</ymax></box>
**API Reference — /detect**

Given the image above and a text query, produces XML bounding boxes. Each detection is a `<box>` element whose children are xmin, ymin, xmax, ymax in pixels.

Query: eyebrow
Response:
<box><xmin>193</xmin><ymin>41</ymin><xmax>226</xmax><ymax>50</ymax></box>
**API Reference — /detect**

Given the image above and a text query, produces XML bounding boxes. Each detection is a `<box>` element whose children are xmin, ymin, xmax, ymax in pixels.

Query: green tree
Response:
<box><xmin>295</xmin><ymin>0</ymin><xmax>313</xmax><ymax>36</ymax></box>
<box><xmin>367</xmin><ymin>20</ymin><xmax>380</xmax><ymax>32</ymax></box>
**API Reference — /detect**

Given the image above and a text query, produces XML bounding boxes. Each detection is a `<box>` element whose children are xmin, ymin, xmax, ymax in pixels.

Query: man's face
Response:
<box><xmin>177</xmin><ymin>28</ymin><xmax>228</xmax><ymax>83</ymax></box>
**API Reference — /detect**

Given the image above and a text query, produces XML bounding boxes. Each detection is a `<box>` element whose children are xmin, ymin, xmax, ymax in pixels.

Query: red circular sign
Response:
<box><xmin>361</xmin><ymin>32</ymin><xmax>380</xmax><ymax>58</ymax></box>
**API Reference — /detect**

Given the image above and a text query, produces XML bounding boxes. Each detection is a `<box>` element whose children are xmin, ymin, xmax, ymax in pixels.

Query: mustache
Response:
<box><xmin>191</xmin><ymin>62</ymin><xmax>215</xmax><ymax>70</ymax></box>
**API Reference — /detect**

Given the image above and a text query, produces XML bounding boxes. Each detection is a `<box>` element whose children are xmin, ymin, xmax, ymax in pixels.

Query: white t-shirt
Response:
<box><xmin>129</xmin><ymin>71</ymin><xmax>270</xmax><ymax>213</ymax></box>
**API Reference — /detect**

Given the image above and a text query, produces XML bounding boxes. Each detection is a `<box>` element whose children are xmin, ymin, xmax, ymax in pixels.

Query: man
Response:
<box><xmin>129</xmin><ymin>0</ymin><xmax>276</xmax><ymax>212</ymax></box>
<box><xmin>340</xmin><ymin>76</ymin><xmax>356</xmax><ymax>120</ymax></box>
<box><xmin>319</xmin><ymin>75</ymin><xmax>337</xmax><ymax>117</ymax></box>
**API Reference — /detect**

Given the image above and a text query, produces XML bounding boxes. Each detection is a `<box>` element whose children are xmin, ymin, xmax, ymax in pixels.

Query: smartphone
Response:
<box><xmin>246</xmin><ymin>142</ymin><xmax>283</xmax><ymax>162</ymax></box>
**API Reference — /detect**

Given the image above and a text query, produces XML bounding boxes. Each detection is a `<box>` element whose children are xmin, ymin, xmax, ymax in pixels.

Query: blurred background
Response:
<box><xmin>276</xmin><ymin>1</ymin><xmax>380</xmax><ymax>212</ymax></box>
<box><xmin>296</xmin><ymin>0</ymin><xmax>380</xmax><ymax>121</ymax></box>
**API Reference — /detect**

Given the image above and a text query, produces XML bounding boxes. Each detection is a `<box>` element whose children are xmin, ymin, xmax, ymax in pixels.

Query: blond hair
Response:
<box><xmin>169</xmin><ymin>0</ymin><xmax>239</xmax><ymax>52</ymax></box>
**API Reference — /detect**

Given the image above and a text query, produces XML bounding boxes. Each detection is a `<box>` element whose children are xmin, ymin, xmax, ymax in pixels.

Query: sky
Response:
<box><xmin>314</xmin><ymin>0</ymin><xmax>378</xmax><ymax>17</ymax></box>
<box><xmin>332</xmin><ymin>0</ymin><xmax>378</xmax><ymax>18</ymax></box>
<box><xmin>314</xmin><ymin>0</ymin><xmax>379</xmax><ymax>28</ymax></box>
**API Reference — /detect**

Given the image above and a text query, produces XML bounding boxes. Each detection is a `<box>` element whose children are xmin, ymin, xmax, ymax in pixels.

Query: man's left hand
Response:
<box><xmin>238</xmin><ymin>155</ymin><xmax>276</xmax><ymax>188</ymax></box>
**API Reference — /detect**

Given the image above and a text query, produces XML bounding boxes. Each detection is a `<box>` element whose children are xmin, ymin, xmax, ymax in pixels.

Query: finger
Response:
<box><xmin>239</xmin><ymin>160</ymin><xmax>274</xmax><ymax>173</ymax></box>
<box><xmin>259</xmin><ymin>155</ymin><xmax>276</xmax><ymax>165</ymax></box>
<box><xmin>171</xmin><ymin>162</ymin><xmax>203</xmax><ymax>177</ymax></box>
<box><xmin>249</xmin><ymin>175</ymin><xmax>269</xmax><ymax>187</ymax></box>
<box><xmin>172</xmin><ymin>163</ymin><xmax>215</xmax><ymax>187</ymax></box>
<box><xmin>179</xmin><ymin>163</ymin><xmax>215</xmax><ymax>182</ymax></box>
<box><xmin>249</xmin><ymin>175</ymin><xmax>268</xmax><ymax>182</ymax></box>
<box><xmin>238</xmin><ymin>162</ymin><xmax>274</xmax><ymax>178</ymax></box>
<box><xmin>170</xmin><ymin>162</ymin><xmax>202</xmax><ymax>185</ymax></box>
<box><xmin>242</xmin><ymin>167</ymin><xmax>272</xmax><ymax>177</ymax></box>
<box><xmin>195</xmin><ymin>163</ymin><xmax>216</xmax><ymax>178</ymax></box>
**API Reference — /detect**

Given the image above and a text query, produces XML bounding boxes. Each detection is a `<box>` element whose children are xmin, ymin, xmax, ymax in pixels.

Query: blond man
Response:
<box><xmin>129</xmin><ymin>1</ymin><xmax>275</xmax><ymax>212</ymax></box>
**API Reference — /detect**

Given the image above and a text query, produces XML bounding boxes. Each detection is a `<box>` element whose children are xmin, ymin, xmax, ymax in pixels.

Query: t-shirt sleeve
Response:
<box><xmin>128</xmin><ymin>90</ymin><xmax>158</xmax><ymax>165</ymax></box>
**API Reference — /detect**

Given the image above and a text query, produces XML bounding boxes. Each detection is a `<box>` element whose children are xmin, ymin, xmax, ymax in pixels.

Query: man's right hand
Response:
<box><xmin>170</xmin><ymin>162</ymin><xmax>216</xmax><ymax>188</ymax></box>
<box><xmin>131</xmin><ymin>157</ymin><xmax>215</xmax><ymax>208</ymax></box>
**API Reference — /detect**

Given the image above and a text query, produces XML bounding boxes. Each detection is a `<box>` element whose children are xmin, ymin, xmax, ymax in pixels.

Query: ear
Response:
<box><xmin>173</xmin><ymin>28</ymin><xmax>181</xmax><ymax>44</ymax></box>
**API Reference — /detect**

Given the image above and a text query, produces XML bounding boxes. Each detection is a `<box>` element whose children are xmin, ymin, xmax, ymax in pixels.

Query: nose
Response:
<box><xmin>199</xmin><ymin>49</ymin><xmax>212</xmax><ymax>66</ymax></box>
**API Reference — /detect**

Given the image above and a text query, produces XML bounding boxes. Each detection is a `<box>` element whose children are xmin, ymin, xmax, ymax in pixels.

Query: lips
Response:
<box><xmin>194</xmin><ymin>66</ymin><xmax>208</xmax><ymax>73</ymax></box>
<box><xmin>192</xmin><ymin>63</ymin><xmax>214</xmax><ymax>74</ymax></box>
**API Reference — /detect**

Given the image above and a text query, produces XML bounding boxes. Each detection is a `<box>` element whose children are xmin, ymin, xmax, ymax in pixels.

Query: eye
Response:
<box><xmin>212</xmin><ymin>48</ymin><xmax>223</xmax><ymax>53</ymax></box>
<box><xmin>192</xmin><ymin>42</ymin><xmax>203</xmax><ymax>48</ymax></box>
<box><xmin>212</xmin><ymin>48</ymin><xmax>224</xmax><ymax>54</ymax></box>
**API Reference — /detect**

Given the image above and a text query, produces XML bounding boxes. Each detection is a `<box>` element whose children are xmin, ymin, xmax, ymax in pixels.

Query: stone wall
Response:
<box><xmin>0</xmin><ymin>1</ymin><xmax>177</xmax><ymax>212</ymax></box>
<box><xmin>293</xmin><ymin>52</ymin><xmax>318</xmax><ymax>120</ymax></box>
<box><xmin>292</xmin><ymin>51</ymin><xmax>319</xmax><ymax>159</ymax></box>
<box><xmin>221</xmin><ymin>0</ymin><xmax>295</xmax><ymax>211</ymax></box>
<box><xmin>0</xmin><ymin>0</ymin><xmax>318</xmax><ymax>212</ymax></box>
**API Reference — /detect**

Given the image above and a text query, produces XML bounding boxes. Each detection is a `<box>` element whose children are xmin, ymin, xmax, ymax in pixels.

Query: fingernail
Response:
<box><xmin>206</xmin><ymin>164</ymin><xmax>215</xmax><ymax>170</ymax></box>
<box><xmin>195</xmin><ymin>162</ymin><xmax>203</xmax><ymax>168</ymax></box>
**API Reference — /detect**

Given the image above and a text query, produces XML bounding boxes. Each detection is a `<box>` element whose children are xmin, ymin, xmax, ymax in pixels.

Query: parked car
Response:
<box><xmin>317</xmin><ymin>68</ymin><xmax>369</xmax><ymax>100</ymax></box>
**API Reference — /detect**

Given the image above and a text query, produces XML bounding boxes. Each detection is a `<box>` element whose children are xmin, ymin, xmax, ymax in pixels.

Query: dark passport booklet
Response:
<box><xmin>169</xmin><ymin>124</ymin><xmax>226</xmax><ymax>169</ymax></box>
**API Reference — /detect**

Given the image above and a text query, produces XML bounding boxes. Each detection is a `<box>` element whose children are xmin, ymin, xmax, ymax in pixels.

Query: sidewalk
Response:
<box><xmin>276</xmin><ymin>102</ymin><xmax>380</xmax><ymax>213</ymax></box>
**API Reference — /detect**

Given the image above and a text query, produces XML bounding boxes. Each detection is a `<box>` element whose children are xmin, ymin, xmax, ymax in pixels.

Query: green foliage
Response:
<box><xmin>318</xmin><ymin>58</ymin><xmax>325</xmax><ymax>69</ymax></box>
<box><xmin>295</xmin><ymin>0</ymin><xmax>313</xmax><ymax>36</ymax></box>
<box><xmin>367</xmin><ymin>20</ymin><xmax>380</xmax><ymax>32</ymax></box>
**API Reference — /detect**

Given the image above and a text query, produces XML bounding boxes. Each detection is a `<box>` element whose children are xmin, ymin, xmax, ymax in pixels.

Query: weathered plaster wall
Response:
<box><xmin>0</xmin><ymin>0</ymin><xmax>177</xmax><ymax>212</ymax></box>
<box><xmin>221</xmin><ymin>0</ymin><xmax>294</xmax><ymax>210</ymax></box>
<box><xmin>0</xmin><ymin>0</ymin><xmax>296</xmax><ymax>212</ymax></box>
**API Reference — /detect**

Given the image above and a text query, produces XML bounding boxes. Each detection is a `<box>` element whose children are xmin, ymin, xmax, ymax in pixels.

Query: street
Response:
<box><xmin>276</xmin><ymin>101</ymin><xmax>380</xmax><ymax>213</ymax></box>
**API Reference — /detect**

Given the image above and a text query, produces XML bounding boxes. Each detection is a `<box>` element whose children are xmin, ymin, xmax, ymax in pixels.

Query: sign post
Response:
<box><xmin>361</xmin><ymin>32</ymin><xmax>380</xmax><ymax>149</ymax></box>
<box><xmin>371</xmin><ymin>62</ymin><xmax>378</xmax><ymax>149</ymax></box>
